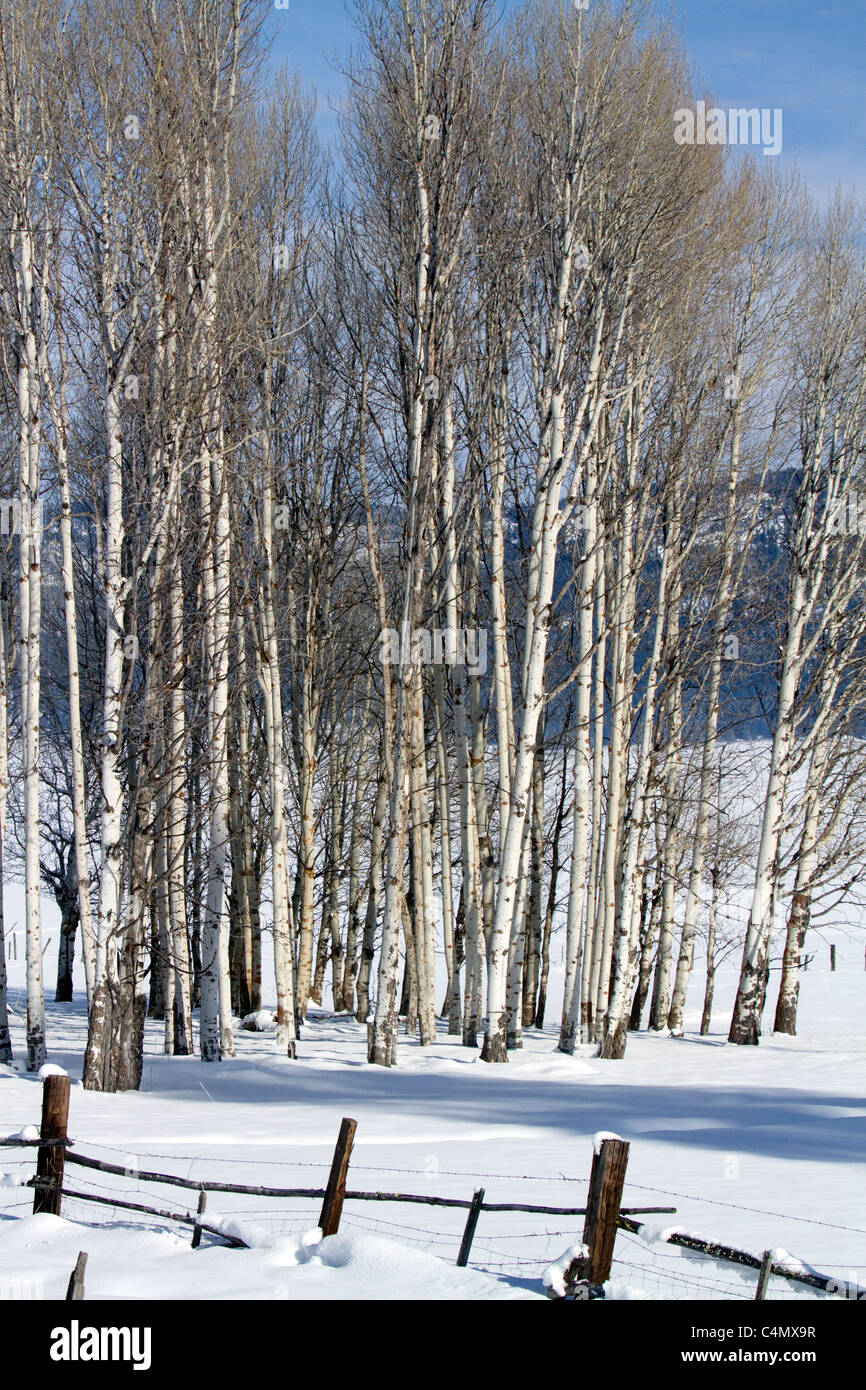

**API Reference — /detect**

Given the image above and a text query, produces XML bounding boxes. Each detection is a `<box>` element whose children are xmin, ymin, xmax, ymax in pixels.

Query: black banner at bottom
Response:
<box><xmin>0</xmin><ymin>1295</ymin><xmax>855</xmax><ymax>1378</ymax></box>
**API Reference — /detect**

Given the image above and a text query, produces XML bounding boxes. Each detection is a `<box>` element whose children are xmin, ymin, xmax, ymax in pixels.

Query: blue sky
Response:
<box><xmin>266</xmin><ymin>1</ymin><xmax>865</xmax><ymax>199</ymax></box>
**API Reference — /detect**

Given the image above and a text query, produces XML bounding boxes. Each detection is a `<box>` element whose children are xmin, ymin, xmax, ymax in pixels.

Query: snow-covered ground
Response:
<box><xmin>2</xmin><ymin>882</ymin><xmax>864</xmax><ymax>1300</ymax></box>
<box><xmin>0</xmin><ymin>1213</ymin><xmax>533</xmax><ymax>1301</ymax></box>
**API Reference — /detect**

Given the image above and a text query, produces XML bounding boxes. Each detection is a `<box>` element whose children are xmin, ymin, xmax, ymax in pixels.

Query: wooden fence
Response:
<box><xmin>3</xmin><ymin>1075</ymin><xmax>862</xmax><ymax>1302</ymax></box>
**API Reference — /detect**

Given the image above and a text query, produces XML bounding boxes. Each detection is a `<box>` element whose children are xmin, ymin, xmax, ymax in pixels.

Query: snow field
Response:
<box><xmin>2</xmin><ymin>945</ymin><xmax>864</xmax><ymax>1299</ymax></box>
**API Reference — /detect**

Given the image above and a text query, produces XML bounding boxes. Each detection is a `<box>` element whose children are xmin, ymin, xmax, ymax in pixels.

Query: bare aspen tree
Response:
<box><xmin>666</xmin><ymin>169</ymin><xmax>800</xmax><ymax>1035</ymax></box>
<box><xmin>773</xmin><ymin>686</ymin><xmax>866</xmax><ymax>1037</ymax></box>
<box><xmin>730</xmin><ymin>198</ymin><xmax>866</xmax><ymax>1045</ymax></box>
<box><xmin>341</xmin><ymin>686</ymin><xmax>374</xmax><ymax>1014</ymax></box>
<box><xmin>54</xmin><ymin>0</ymin><xmax>182</xmax><ymax>1089</ymax></box>
<box><xmin>0</xmin><ymin>540</ymin><xmax>11</xmax><ymax>1062</ymax></box>
<box><xmin>174</xmin><ymin>0</ymin><xmax>267</xmax><ymax>1062</ymax></box>
<box><xmin>558</xmin><ymin>440</ymin><xmax>601</xmax><ymax>1053</ymax></box>
<box><xmin>440</xmin><ymin>383</ymin><xmax>482</xmax><ymax>1045</ymax></box>
<box><xmin>486</xmin><ymin>1</ymin><xmax>687</xmax><ymax>1061</ymax></box>
<box><xmin>239</xmin><ymin>70</ymin><xmax>319</xmax><ymax>1051</ymax></box>
<box><xmin>345</xmin><ymin>0</ymin><xmax>491</xmax><ymax>1067</ymax></box>
<box><xmin>37</xmin><ymin>242</ymin><xmax>97</xmax><ymax>1005</ymax></box>
<box><xmin>0</xmin><ymin>0</ymin><xmax>56</xmax><ymax>1070</ymax></box>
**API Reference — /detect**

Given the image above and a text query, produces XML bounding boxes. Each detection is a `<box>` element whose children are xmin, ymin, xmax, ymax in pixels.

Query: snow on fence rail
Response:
<box><xmin>3</xmin><ymin>1076</ymin><xmax>862</xmax><ymax>1302</ymax></box>
<box><xmin>612</xmin><ymin>1215</ymin><xmax>865</xmax><ymax>1301</ymax></box>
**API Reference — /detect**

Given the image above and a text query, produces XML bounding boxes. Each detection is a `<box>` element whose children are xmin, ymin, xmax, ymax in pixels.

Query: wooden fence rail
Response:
<box><xmin>58</xmin><ymin>1149</ymin><xmax>672</xmax><ymax>1217</ymax></box>
<box><xmin>43</xmin><ymin>1184</ymin><xmax>248</xmax><ymax>1247</ymax></box>
<box><xmin>0</xmin><ymin>1136</ymin><xmax>70</xmax><ymax>1148</ymax></box>
<box><xmin>616</xmin><ymin>1213</ymin><xmax>866</xmax><ymax>1301</ymax></box>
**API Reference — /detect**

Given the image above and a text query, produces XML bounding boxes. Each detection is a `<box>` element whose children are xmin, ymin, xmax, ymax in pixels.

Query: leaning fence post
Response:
<box><xmin>456</xmin><ymin>1188</ymin><xmax>485</xmax><ymax>1267</ymax></box>
<box><xmin>33</xmin><ymin>1074</ymin><xmax>70</xmax><ymax>1217</ymax></box>
<box><xmin>576</xmin><ymin>1137</ymin><xmax>630</xmax><ymax>1289</ymax></box>
<box><xmin>319</xmin><ymin>1118</ymin><xmax>357</xmax><ymax>1236</ymax></box>
<box><xmin>66</xmin><ymin>1251</ymin><xmax>87</xmax><ymax>1301</ymax></box>
<box><xmin>191</xmin><ymin>1190</ymin><xmax>207</xmax><ymax>1248</ymax></box>
<box><xmin>755</xmin><ymin>1250</ymin><xmax>773</xmax><ymax>1300</ymax></box>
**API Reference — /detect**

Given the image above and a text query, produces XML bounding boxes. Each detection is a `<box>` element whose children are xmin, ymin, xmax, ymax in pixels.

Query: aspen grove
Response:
<box><xmin>2</xmin><ymin>0</ymin><xmax>866</xmax><ymax>1093</ymax></box>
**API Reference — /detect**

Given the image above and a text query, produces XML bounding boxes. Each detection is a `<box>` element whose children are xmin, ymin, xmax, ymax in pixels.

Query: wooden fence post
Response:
<box><xmin>318</xmin><ymin>1118</ymin><xmax>357</xmax><ymax>1236</ymax></box>
<box><xmin>755</xmin><ymin>1250</ymin><xmax>773</xmax><ymax>1300</ymax></box>
<box><xmin>576</xmin><ymin>1137</ymin><xmax>630</xmax><ymax>1289</ymax></box>
<box><xmin>191</xmin><ymin>1190</ymin><xmax>207</xmax><ymax>1248</ymax></box>
<box><xmin>456</xmin><ymin>1188</ymin><xmax>485</xmax><ymax>1267</ymax></box>
<box><xmin>33</xmin><ymin>1074</ymin><xmax>70</xmax><ymax>1217</ymax></box>
<box><xmin>830</xmin><ymin>945</ymin><xmax>836</xmax><ymax>972</ymax></box>
<box><xmin>66</xmin><ymin>1252</ymin><xmax>87</xmax><ymax>1301</ymax></box>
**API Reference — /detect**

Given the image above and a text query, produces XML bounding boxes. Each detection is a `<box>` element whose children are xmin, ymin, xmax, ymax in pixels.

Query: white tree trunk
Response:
<box><xmin>83</xmin><ymin>382</ymin><xmax>125</xmax><ymax>1090</ymax></box>
<box><xmin>18</xmin><ymin>272</ymin><xmax>44</xmax><ymax>1072</ymax></box>
<box><xmin>0</xmin><ymin>572</ymin><xmax>12</xmax><ymax>1063</ymax></box>
<box><xmin>667</xmin><ymin>409</ymin><xmax>742</xmax><ymax>1033</ymax></box>
<box><xmin>257</xmin><ymin>433</ymin><xmax>297</xmax><ymax>1056</ymax></box>
<box><xmin>599</xmin><ymin>508</ymin><xmax>669</xmax><ymax>1059</ymax></box>
<box><xmin>559</xmin><ymin>479</ymin><xmax>598</xmax><ymax>1052</ymax></box>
